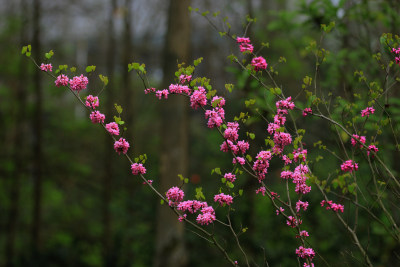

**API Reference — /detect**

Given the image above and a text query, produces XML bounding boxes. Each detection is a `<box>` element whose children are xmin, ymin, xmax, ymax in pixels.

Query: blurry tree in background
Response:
<box><xmin>1</xmin><ymin>0</ymin><xmax>400</xmax><ymax>266</ymax></box>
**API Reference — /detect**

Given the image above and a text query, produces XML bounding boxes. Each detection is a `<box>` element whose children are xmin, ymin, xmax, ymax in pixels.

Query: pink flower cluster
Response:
<box><xmin>144</xmin><ymin>87</ymin><xmax>156</xmax><ymax>94</ymax></box>
<box><xmin>177</xmin><ymin>200</ymin><xmax>208</xmax><ymax>214</ymax></box>
<box><xmin>224</xmin><ymin>173</ymin><xmax>236</xmax><ymax>183</ymax></box>
<box><xmin>214</xmin><ymin>193</ymin><xmax>233</xmax><ymax>206</ymax></box>
<box><xmin>113</xmin><ymin>138</ymin><xmax>130</xmax><ymax>155</ymax></box>
<box><xmin>90</xmin><ymin>111</ymin><xmax>105</xmax><ymax>124</ymax></box>
<box><xmin>392</xmin><ymin>47</ymin><xmax>400</xmax><ymax>66</ymax></box>
<box><xmin>351</xmin><ymin>134</ymin><xmax>366</xmax><ymax>148</ymax></box>
<box><xmin>367</xmin><ymin>145</ymin><xmax>378</xmax><ymax>157</ymax></box>
<box><xmin>169</xmin><ymin>83</ymin><xmax>191</xmax><ymax>94</ymax></box>
<box><xmin>236</xmin><ymin>37</ymin><xmax>254</xmax><ymax>53</ymax></box>
<box><xmin>292</xmin><ymin>164</ymin><xmax>312</xmax><ymax>195</ymax></box>
<box><xmin>69</xmin><ymin>74</ymin><xmax>89</xmax><ymax>91</ymax></box>
<box><xmin>155</xmin><ymin>89</ymin><xmax>169</xmax><ymax>99</ymax></box>
<box><xmin>252</xmin><ymin>150</ymin><xmax>272</xmax><ymax>181</ymax></box>
<box><xmin>205</xmin><ymin>107</ymin><xmax>224</xmax><ymax>128</ymax></box>
<box><xmin>286</xmin><ymin>216</ymin><xmax>302</xmax><ymax>228</ymax></box>
<box><xmin>190</xmin><ymin>87</ymin><xmax>207</xmax><ymax>109</ymax></box>
<box><xmin>255</xmin><ymin>186</ymin><xmax>266</xmax><ymax>196</ymax></box>
<box><xmin>361</xmin><ymin>106</ymin><xmax>375</xmax><ymax>117</ymax></box>
<box><xmin>321</xmin><ymin>200</ymin><xmax>344</xmax><ymax>213</ymax></box>
<box><xmin>232</xmin><ymin>157</ymin><xmax>245</xmax><ymax>165</ymax></box>
<box><xmin>40</xmin><ymin>63</ymin><xmax>52</xmax><ymax>72</ymax></box>
<box><xmin>302</xmin><ymin>108</ymin><xmax>312</xmax><ymax>117</ymax></box>
<box><xmin>106</xmin><ymin>122</ymin><xmax>120</xmax><ymax>136</ymax></box>
<box><xmin>224</xmin><ymin>122</ymin><xmax>239</xmax><ymax>141</ymax></box>
<box><xmin>196</xmin><ymin>206</ymin><xmax>216</xmax><ymax>225</ymax></box>
<box><xmin>85</xmin><ymin>95</ymin><xmax>99</xmax><ymax>109</ymax></box>
<box><xmin>341</xmin><ymin>160</ymin><xmax>358</xmax><ymax>172</ymax></box>
<box><xmin>293</xmin><ymin>148</ymin><xmax>307</xmax><ymax>162</ymax></box>
<box><xmin>179</xmin><ymin>74</ymin><xmax>192</xmax><ymax>84</ymax></box>
<box><xmin>295</xmin><ymin>246</ymin><xmax>315</xmax><ymax>260</ymax></box>
<box><xmin>166</xmin><ymin>186</ymin><xmax>185</xmax><ymax>207</ymax></box>
<box><xmin>55</xmin><ymin>74</ymin><xmax>69</xmax><ymax>87</ymax></box>
<box><xmin>276</xmin><ymin>207</ymin><xmax>284</xmax><ymax>215</ymax></box>
<box><xmin>251</xmin><ymin>56</ymin><xmax>268</xmax><ymax>71</ymax></box>
<box><xmin>295</xmin><ymin>200</ymin><xmax>309</xmax><ymax>213</ymax></box>
<box><xmin>131</xmin><ymin>163</ymin><xmax>146</xmax><ymax>175</ymax></box>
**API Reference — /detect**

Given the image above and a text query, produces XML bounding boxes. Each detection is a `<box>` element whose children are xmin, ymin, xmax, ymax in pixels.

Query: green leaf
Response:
<box><xmin>114</xmin><ymin>104</ymin><xmax>123</xmax><ymax>114</ymax></box>
<box><xmin>239</xmin><ymin>189</ymin><xmax>243</xmax><ymax>196</ymax></box>
<box><xmin>184</xmin><ymin>178</ymin><xmax>189</xmax><ymax>184</ymax></box>
<box><xmin>160</xmin><ymin>199</ymin><xmax>164</xmax><ymax>205</ymax></box>
<box><xmin>195</xmin><ymin>187</ymin><xmax>206</xmax><ymax>200</ymax></box>
<box><xmin>45</xmin><ymin>50</ymin><xmax>54</xmax><ymax>59</ymax></box>
<box><xmin>178</xmin><ymin>174</ymin><xmax>184</xmax><ymax>181</ymax></box>
<box><xmin>99</xmin><ymin>75</ymin><xmax>109</xmax><ymax>86</ymax></box>
<box><xmin>85</xmin><ymin>65</ymin><xmax>96</xmax><ymax>73</ymax></box>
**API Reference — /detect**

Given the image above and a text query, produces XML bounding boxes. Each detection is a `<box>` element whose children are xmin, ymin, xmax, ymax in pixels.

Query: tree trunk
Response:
<box><xmin>31</xmin><ymin>0</ymin><xmax>43</xmax><ymax>264</ymax></box>
<box><xmin>5</xmin><ymin>1</ymin><xmax>29</xmax><ymax>265</ymax></box>
<box><xmin>154</xmin><ymin>0</ymin><xmax>191</xmax><ymax>266</ymax></box>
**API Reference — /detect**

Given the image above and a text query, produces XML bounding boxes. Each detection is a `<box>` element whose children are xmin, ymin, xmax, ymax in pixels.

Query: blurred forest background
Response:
<box><xmin>1</xmin><ymin>0</ymin><xmax>400</xmax><ymax>266</ymax></box>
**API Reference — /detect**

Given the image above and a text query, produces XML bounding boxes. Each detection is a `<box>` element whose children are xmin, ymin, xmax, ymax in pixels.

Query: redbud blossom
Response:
<box><xmin>113</xmin><ymin>138</ymin><xmax>130</xmax><ymax>155</ymax></box>
<box><xmin>89</xmin><ymin>111</ymin><xmax>105</xmax><ymax>124</ymax></box>
<box><xmin>55</xmin><ymin>74</ymin><xmax>69</xmax><ymax>87</ymax></box>
<box><xmin>69</xmin><ymin>74</ymin><xmax>88</xmax><ymax>91</ymax></box>
<box><xmin>361</xmin><ymin>106</ymin><xmax>375</xmax><ymax>117</ymax></box>
<box><xmin>166</xmin><ymin>187</ymin><xmax>185</xmax><ymax>207</ymax></box>
<box><xmin>251</xmin><ymin>56</ymin><xmax>268</xmax><ymax>71</ymax></box>
<box><xmin>40</xmin><ymin>63</ymin><xmax>52</xmax><ymax>72</ymax></box>
<box><xmin>131</xmin><ymin>163</ymin><xmax>146</xmax><ymax>175</ymax></box>
<box><xmin>85</xmin><ymin>95</ymin><xmax>99</xmax><ymax>109</ymax></box>
<box><xmin>106</xmin><ymin>122</ymin><xmax>119</xmax><ymax>136</ymax></box>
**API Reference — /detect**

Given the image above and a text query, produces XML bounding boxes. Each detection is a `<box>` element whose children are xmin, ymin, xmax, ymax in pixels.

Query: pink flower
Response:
<box><xmin>169</xmin><ymin>84</ymin><xmax>191</xmax><ymax>94</ymax></box>
<box><xmin>131</xmin><ymin>163</ymin><xmax>146</xmax><ymax>175</ymax></box>
<box><xmin>69</xmin><ymin>74</ymin><xmax>89</xmax><ymax>91</ymax></box>
<box><xmin>233</xmin><ymin>157</ymin><xmax>245</xmax><ymax>165</ymax></box>
<box><xmin>361</xmin><ymin>106</ymin><xmax>375</xmax><ymax>117</ymax></box>
<box><xmin>40</xmin><ymin>63</ymin><xmax>52</xmax><ymax>72</ymax></box>
<box><xmin>286</xmin><ymin>216</ymin><xmax>302</xmax><ymax>228</ymax></box>
<box><xmin>214</xmin><ymin>193</ymin><xmax>233</xmax><ymax>206</ymax></box>
<box><xmin>178</xmin><ymin>214</ymin><xmax>187</xmax><ymax>221</ymax></box>
<box><xmin>282</xmin><ymin>155</ymin><xmax>292</xmax><ymax>165</ymax></box>
<box><xmin>55</xmin><ymin>74</ymin><xmax>69</xmax><ymax>87</ymax></box>
<box><xmin>179</xmin><ymin>74</ymin><xmax>192</xmax><ymax>84</ymax></box>
<box><xmin>367</xmin><ymin>144</ymin><xmax>378</xmax><ymax>157</ymax></box>
<box><xmin>255</xmin><ymin>186</ymin><xmax>266</xmax><ymax>196</ymax></box>
<box><xmin>296</xmin><ymin>200</ymin><xmax>309</xmax><ymax>212</ymax></box>
<box><xmin>196</xmin><ymin>206</ymin><xmax>216</xmax><ymax>225</ymax></box>
<box><xmin>302</xmin><ymin>108</ymin><xmax>312</xmax><ymax>117</ymax></box>
<box><xmin>211</xmin><ymin>96</ymin><xmax>226</xmax><ymax>107</ymax></box>
<box><xmin>293</xmin><ymin>148</ymin><xmax>307</xmax><ymax>162</ymax></box>
<box><xmin>236</xmin><ymin>37</ymin><xmax>251</xmax><ymax>43</ymax></box>
<box><xmin>351</xmin><ymin>134</ymin><xmax>366</xmax><ymax>148</ymax></box>
<box><xmin>251</xmin><ymin>56</ymin><xmax>267</xmax><ymax>71</ymax></box>
<box><xmin>237</xmin><ymin>140</ymin><xmax>249</xmax><ymax>154</ymax></box>
<box><xmin>296</xmin><ymin>246</ymin><xmax>315</xmax><ymax>260</ymax></box>
<box><xmin>166</xmin><ymin>186</ymin><xmax>185</xmax><ymax>207</ymax></box>
<box><xmin>267</xmin><ymin>123</ymin><xmax>280</xmax><ymax>135</ymax></box>
<box><xmin>113</xmin><ymin>138</ymin><xmax>130</xmax><ymax>155</ymax></box>
<box><xmin>205</xmin><ymin>107</ymin><xmax>224</xmax><ymax>128</ymax></box>
<box><xmin>224</xmin><ymin>122</ymin><xmax>239</xmax><ymax>141</ymax></box>
<box><xmin>190</xmin><ymin>87</ymin><xmax>207</xmax><ymax>109</ymax></box>
<box><xmin>298</xmin><ymin>230</ymin><xmax>309</xmax><ymax>237</ymax></box>
<box><xmin>321</xmin><ymin>200</ymin><xmax>344</xmax><ymax>212</ymax></box>
<box><xmin>276</xmin><ymin>97</ymin><xmax>295</xmax><ymax>110</ymax></box>
<box><xmin>85</xmin><ymin>95</ymin><xmax>99</xmax><ymax>109</ymax></box>
<box><xmin>280</xmin><ymin>171</ymin><xmax>293</xmax><ymax>179</ymax></box>
<box><xmin>224</xmin><ymin>173</ymin><xmax>236</xmax><ymax>183</ymax></box>
<box><xmin>220</xmin><ymin>140</ymin><xmax>238</xmax><ymax>154</ymax></box>
<box><xmin>177</xmin><ymin>200</ymin><xmax>208</xmax><ymax>213</ymax></box>
<box><xmin>239</xmin><ymin>43</ymin><xmax>254</xmax><ymax>53</ymax></box>
<box><xmin>89</xmin><ymin>111</ymin><xmax>105</xmax><ymax>124</ymax></box>
<box><xmin>276</xmin><ymin>207</ymin><xmax>284</xmax><ymax>215</ymax></box>
<box><xmin>270</xmin><ymin>192</ymin><xmax>280</xmax><ymax>199</ymax></box>
<box><xmin>106</xmin><ymin>122</ymin><xmax>120</xmax><ymax>136</ymax></box>
<box><xmin>155</xmin><ymin>89</ymin><xmax>169</xmax><ymax>99</ymax></box>
<box><xmin>144</xmin><ymin>87</ymin><xmax>156</xmax><ymax>94</ymax></box>
<box><xmin>341</xmin><ymin>160</ymin><xmax>358</xmax><ymax>172</ymax></box>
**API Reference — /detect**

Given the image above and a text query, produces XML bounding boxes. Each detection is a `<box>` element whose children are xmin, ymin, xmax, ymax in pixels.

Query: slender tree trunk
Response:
<box><xmin>154</xmin><ymin>0</ymin><xmax>191</xmax><ymax>266</ymax></box>
<box><xmin>103</xmin><ymin>0</ymin><xmax>117</xmax><ymax>266</ymax></box>
<box><xmin>31</xmin><ymin>0</ymin><xmax>43</xmax><ymax>264</ymax></box>
<box><xmin>5</xmin><ymin>1</ymin><xmax>28</xmax><ymax>265</ymax></box>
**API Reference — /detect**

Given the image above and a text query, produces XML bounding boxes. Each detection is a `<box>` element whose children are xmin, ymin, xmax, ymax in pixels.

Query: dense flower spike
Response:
<box><xmin>85</xmin><ymin>95</ymin><xmax>99</xmax><ymax>109</ymax></box>
<box><xmin>55</xmin><ymin>74</ymin><xmax>69</xmax><ymax>87</ymax></box>
<box><xmin>361</xmin><ymin>106</ymin><xmax>375</xmax><ymax>117</ymax></box>
<box><xmin>321</xmin><ymin>200</ymin><xmax>344</xmax><ymax>212</ymax></box>
<box><xmin>131</xmin><ymin>163</ymin><xmax>146</xmax><ymax>175</ymax></box>
<box><xmin>214</xmin><ymin>193</ymin><xmax>233</xmax><ymax>206</ymax></box>
<box><xmin>166</xmin><ymin>187</ymin><xmax>184</xmax><ymax>207</ymax></box>
<box><xmin>341</xmin><ymin>160</ymin><xmax>358</xmax><ymax>172</ymax></box>
<box><xmin>106</xmin><ymin>122</ymin><xmax>120</xmax><ymax>136</ymax></box>
<box><xmin>196</xmin><ymin>206</ymin><xmax>216</xmax><ymax>225</ymax></box>
<box><xmin>190</xmin><ymin>86</ymin><xmax>207</xmax><ymax>109</ymax></box>
<box><xmin>113</xmin><ymin>138</ymin><xmax>130</xmax><ymax>155</ymax></box>
<box><xmin>40</xmin><ymin>63</ymin><xmax>52</xmax><ymax>72</ymax></box>
<box><xmin>89</xmin><ymin>111</ymin><xmax>105</xmax><ymax>124</ymax></box>
<box><xmin>69</xmin><ymin>74</ymin><xmax>89</xmax><ymax>91</ymax></box>
<box><xmin>251</xmin><ymin>56</ymin><xmax>268</xmax><ymax>71</ymax></box>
